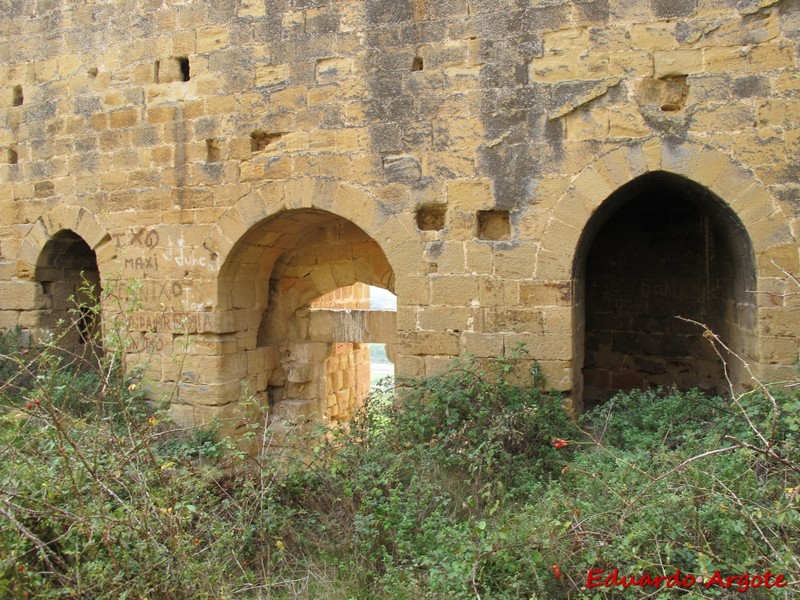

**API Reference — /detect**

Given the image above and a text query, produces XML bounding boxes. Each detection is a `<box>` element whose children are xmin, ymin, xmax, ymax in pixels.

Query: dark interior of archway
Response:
<box><xmin>580</xmin><ymin>172</ymin><xmax>756</xmax><ymax>407</ymax></box>
<box><xmin>35</xmin><ymin>230</ymin><xmax>102</xmax><ymax>355</ymax></box>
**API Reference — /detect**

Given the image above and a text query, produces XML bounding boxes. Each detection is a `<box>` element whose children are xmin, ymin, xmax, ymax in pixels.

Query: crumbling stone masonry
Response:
<box><xmin>1</xmin><ymin>0</ymin><xmax>799</xmax><ymax>432</ymax></box>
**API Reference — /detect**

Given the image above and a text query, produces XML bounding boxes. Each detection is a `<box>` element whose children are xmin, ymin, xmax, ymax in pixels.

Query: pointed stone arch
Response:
<box><xmin>537</xmin><ymin>139</ymin><xmax>799</xmax><ymax>405</ymax></box>
<box><xmin>538</xmin><ymin>139</ymin><xmax>796</xmax><ymax>280</ymax></box>
<box><xmin>203</xmin><ymin>178</ymin><xmax>419</xmax><ymax>294</ymax></box>
<box><xmin>16</xmin><ymin>205</ymin><xmax>115</xmax><ymax>281</ymax></box>
<box><xmin>171</xmin><ymin>178</ymin><xmax>418</xmax><ymax>432</ymax></box>
<box><xmin>7</xmin><ymin>206</ymin><xmax>114</xmax><ymax>351</ymax></box>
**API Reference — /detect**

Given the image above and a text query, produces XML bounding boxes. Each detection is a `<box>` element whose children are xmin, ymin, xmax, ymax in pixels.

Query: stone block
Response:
<box><xmin>446</xmin><ymin>179</ymin><xmax>493</xmax><ymax>210</ymax></box>
<box><xmin>653</xmin><ymin>49</ymin><xmax>703</xmax><ymax>78</ymax></box>
<box><xmin>395</xmin><ymin>275</ymin><xmax>429</xmax><ymax>305</ymax></box>
<box><xmin>256</xmin><ymin>64</ymin><xmax>288</xmax><ymax>87</ymax></box>
<box><xmin>651</xmin><ymin>0</ymin><xmax>696</xmax><ymax>19</ymax></box>
<box><xmin>485</xmin><ymin>308</ymin><xmax>544</xmax><ymax>334</ymax></box>
<box><xmin>0</xmin><ymin>282</ymin><xmax>46</xmax><ymax>310</ymax></box>
<box><xmin>494</xmin><ymin>247</ymin><xmax>536</xmax><ymax>279</ymax></box>
<box><xmin>175</xmin><ymin>381</ymin><xmax>241</xmax><ymax>407</ymax></box>
<box><xmin>429</xmin><ymin>275</ymin><xmax>479</xmax><ymax>306</ymax></box>
<box><xmin>109</xmin><ymin>108</ymin><xmax>139</xmax><ymax>129</ymax></box>
<box><xmin>519</xmin><ymin>282</ymin><xmax>572</xmax><ymax>306</ymax></box>
<box><xmin>461</xmin><ymin>332</ymin><xmax>504</xmax><ymax>357</ymax></box>
<box><xmin>417</xmin><ymin>306</ymin><xmax>470</xmax><ymax>331</ymax></box>
<box><xmin>631</xmin><ymin>21</ymin><xmax>676</xmax><ymax>50</ymax></box>
<box><xmin>504</xmin><ymin>333</ymin><xmax>572</xmax><ymax>361</ymax></box>
<box><xmin>400</xmin><ymin>331</ymin><xmax>460</xmax><ymax>355</ymax></box>
<box><xmin>382</xmin><ymin>154</ymin><xmax>421</xmax><ymax>182</ymax></box>
<box><xmin>760</xmin><ymin>336</ymin><xmax>799</xmax><ymax>364</ymax></box>
<box><xmin>703</xmin><ymin>46</ymin><xmax>743</xmax><ymax>74</ymax></box>
<box><xmin>608</xmin><ymin>106</ymin><xmax>649</xmax><ymax>138</ymax></box>
<box><xmin>315</xmin><ymin>57</ymin><xmax>353</xmax><ymax>84</ymax></box>
<box><xmin>197</xmin><ymin>26</ymin><xmax>228</xmax><ymax>54</ymax></box>
<box><xmin>272</xmin><ymin>399</ymin><xmax>319</xmax><ymax>423</ymax></box>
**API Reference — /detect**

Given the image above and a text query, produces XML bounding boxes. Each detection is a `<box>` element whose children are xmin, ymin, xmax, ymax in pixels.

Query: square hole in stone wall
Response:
<box><xmin>477</xmin><ymin>210</ymin><xmax>511</xmax><ymax>240</ymax></box>
<box><xmin>658</xmin><ymin>75</ymin><xmax>688</xmax><ymax>111</ymax></box>
<box><xmin>637</xmin><ymin>76</ymin><xmax>689</xmax><ymax>112</ymax></box>
<box><xmin>178</xmin><ymin>57</ymin><xmax>190</xmax><ymax>81</ymax></box>
<box><xmin>416</xmin><ymin>206</ymin><xmax>445</xmax><ymax>231</ymax></box>
<box><xmin>206</xmin><ymin>138</ymin><xmax>221</xmax><ymax>162</ymax></box>
<box><xmin>250</xmin><ymin>131</ymin><xmax>286</xmax><ymax>153</ymax></box>
<box><xmin>12</xmin><ymin>85</ymin><xmax>23</xmax><ymax>106</ymax></box>
<box><xmin>155</xmin><ymin>57</ymin><xmax>191</xmax><ymax>83</ymax></box>
<box><xmin>6</xmin><ymin>147</ymin><xmax>18</xmax><ymax>165</ymax></box>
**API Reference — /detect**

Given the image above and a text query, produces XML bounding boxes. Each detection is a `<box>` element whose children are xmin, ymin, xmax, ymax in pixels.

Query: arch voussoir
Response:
<box><xmin>16</xmin><ymin>206</ymin><xmax>111</xmax><ymax>279</ymax></box>
<box><xmin>541</xmin><ymin>140</ymin><xmax>796</xmax><ymax>277</ymax></box>
<box><xmin>592</xmin><ymin>144</ymin><xmax>648</xmax><ymax>190</ymax></box>
<box><xmin>540</xmin><ymin>139</ymin><xmax>797</xmax><ymax>406</ymax></box>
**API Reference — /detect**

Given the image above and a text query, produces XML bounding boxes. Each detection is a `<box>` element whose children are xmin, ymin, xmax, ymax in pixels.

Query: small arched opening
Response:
<box><xmin>575</xmin><ymin>172</ymin><xmax>757</xmax><ymax>407</ymax></box>
<box><xmin>34</xmin><ymin>230</ymin><xmax>102</xmax><ymax>356</ymax></box>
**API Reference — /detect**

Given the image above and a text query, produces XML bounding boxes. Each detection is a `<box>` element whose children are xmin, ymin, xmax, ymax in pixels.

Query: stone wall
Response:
<box><xmin>313</xmin><ymin>282</ymin><xmax>371</xmax><ymax>311</ymax></box>
<box><xmin>0</xmin><ymin>0</ymin><xmax>798</xmax><ymax>430</ymax></box>
<box><xmin>324</xmin><ymin>341</ymin><xmax>371</xmax><ymax>423</ymax></box>
<box><xmin>314</xmin><ymin>285</ymin><xmax>374</xmax><ymax>424</ymax></box>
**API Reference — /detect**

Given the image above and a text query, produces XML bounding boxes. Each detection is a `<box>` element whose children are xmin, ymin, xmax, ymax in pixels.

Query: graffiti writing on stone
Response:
<box><xmin>114</xmin><ymin>228</ymin><xmax>163</xmax><ymax>274</ymax></box>
<box><xmin>130</xmin><ymin>228</ymin><xmax>160</xmax><ymax>249</ymax></box>
<box><xmin>124</xmin><ymin>256</ymin><xmax>159</xmax><ymax>271</ymax></box>
<box><xmin>162</xmin><ymin>236</ymin><xmax>220</xmax><ymax>272</ymax></box>
<box><xmin>130</xmin><ymin>311</ymin><xmax>213</xmax><ymax>333</ymax></box>
<box><xmin>130</xmin><ymin>333</ymin><xmax>166</xmax><ymax>353</ymax></box>
<box><xmin>114</xmin><ymin>229</ymin><xmax>218</xmax><ymax>275</ymax></box>
<box><xmin>114</xmin><ymin>228</ymin><xmax>160</xmax><ymax>249</ymax></box>
<box><xmin>129</xmin><ymin>281</ymin><xmax>213</xmax><ymax>315</ymax></box>
<box><xmin>138</xmin><ymin>280</ymin><xmax>185</xmax><ymax>302</ymax></box>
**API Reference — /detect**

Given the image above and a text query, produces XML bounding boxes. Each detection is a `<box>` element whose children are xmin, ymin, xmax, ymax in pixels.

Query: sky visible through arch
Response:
<box><xmin>368</xmin><ymin>286</ymin><xmax>396</xmax><ymax>384</ymax></box>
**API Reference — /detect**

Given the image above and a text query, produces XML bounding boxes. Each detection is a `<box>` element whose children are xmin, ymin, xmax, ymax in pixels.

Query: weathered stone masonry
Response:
<box><xmin>1</xmin><ymin>0</ymin><xmax>798</xmax><ymax>431</ymax></box>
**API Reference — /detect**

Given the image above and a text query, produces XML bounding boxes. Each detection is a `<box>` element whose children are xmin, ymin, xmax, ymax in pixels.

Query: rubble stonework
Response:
<box><xmin>1</xmin><ymin>0</ymin><xmax>798</xmax><ymax>430</ymax></box>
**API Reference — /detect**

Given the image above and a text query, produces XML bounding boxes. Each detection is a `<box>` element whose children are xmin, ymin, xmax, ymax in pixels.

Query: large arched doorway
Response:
<box><xmin>34</xmin><ymin>230</ymin><xmax>102</xmax><ymax>356</ymax></box>
<box><xmin>215</xmin><ymin>208</ymin><xmax>396</xmax><ymax>434</ymax></box>
<box><xmin>575</xmin><ymin>172</ymin><xmax>757</xmax><ymax>406</ymax></box>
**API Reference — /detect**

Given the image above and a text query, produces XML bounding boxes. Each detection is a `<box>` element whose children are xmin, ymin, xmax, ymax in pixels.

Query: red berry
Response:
<box><xmin>26</xmin><ymin>402</ymin><xmax>32</xmax><ymax>410</ymax></box>
<box><xmin>552</xmin><ymin>564</ymin><xmax>562</xmax><ymax>580</ymax></box>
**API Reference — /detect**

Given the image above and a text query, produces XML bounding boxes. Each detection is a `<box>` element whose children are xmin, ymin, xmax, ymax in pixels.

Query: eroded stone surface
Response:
<box><xmin>0</xmin><ymin>0</ymin><xmax>798</xmax><ymax>432</ymax></box>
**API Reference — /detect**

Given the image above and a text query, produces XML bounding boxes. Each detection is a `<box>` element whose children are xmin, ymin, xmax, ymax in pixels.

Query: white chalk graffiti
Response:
<box><xmin>162</xmin><ymin>235</ymin><xmax>221</xmax><ymax>272</ymax></box>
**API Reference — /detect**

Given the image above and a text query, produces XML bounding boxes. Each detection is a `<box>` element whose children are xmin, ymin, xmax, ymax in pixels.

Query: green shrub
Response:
<box><xmin>271</xmin><ymin>350</ymin><xmax>578</xmax><ymax>598</ymax></box>
<box><xmin>517</xmin><ymin>387</ymin><xmax>800</xmax><ymax>599</ymax></box>
<box><xmin>1</xmin><ymin>324</ymin><xmax>798</xmax><ymax>599</ymax></box>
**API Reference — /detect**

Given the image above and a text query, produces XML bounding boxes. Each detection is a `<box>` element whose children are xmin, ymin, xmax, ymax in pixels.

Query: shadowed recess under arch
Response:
<box><xmin>34</xmin><ymin>230</ymin><xmax>103</xmax><ymax>355</ymax></box>
<box><xmin>573</xmin><ymin>172</ymin><xmax>757</xmax><ymax>406</ymax></box>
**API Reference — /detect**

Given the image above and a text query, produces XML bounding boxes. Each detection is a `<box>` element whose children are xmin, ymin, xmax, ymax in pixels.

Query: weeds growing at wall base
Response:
<box><xmin>0</xmin><ymin>306</ymin><xmax>798</xmax><ymax>597</ymax></box>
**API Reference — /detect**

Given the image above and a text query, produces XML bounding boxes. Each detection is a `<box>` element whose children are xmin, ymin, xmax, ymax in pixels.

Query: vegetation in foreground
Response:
<box><xmin>0</xmin><ymin>330</ymin><xmax>798</xmax><ymax>599</ymax></box>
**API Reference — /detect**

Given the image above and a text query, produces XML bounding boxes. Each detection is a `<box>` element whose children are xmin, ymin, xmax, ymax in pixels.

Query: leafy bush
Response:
<box><xmin>520</xmin><ymin>387</ymin><xmax>800</xmax><ymax>598</ymax></box>
<box><xmin>0</xmin><ymin>315</ymin><xmax>798</xmax><ymax>599</ymax></box>
<box><xmin>271</xmin><ymin>351</ymin><xmax>579</xmax><ymax>598</ymax></box>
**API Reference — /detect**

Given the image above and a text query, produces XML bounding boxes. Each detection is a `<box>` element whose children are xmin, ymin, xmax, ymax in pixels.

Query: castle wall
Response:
<box><xmin>1</xmin><ymin>0</ymin><xmax>798</xmax><ymax>429</ymax></box>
